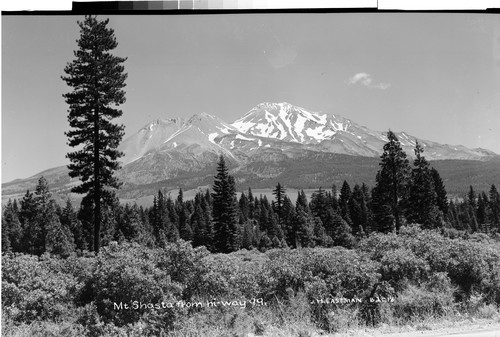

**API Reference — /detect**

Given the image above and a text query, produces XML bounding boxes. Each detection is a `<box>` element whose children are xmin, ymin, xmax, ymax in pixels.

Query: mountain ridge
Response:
<box><xmin>119</xmin><ymin>102</ymin><xmax>497</xmax><ymax>166</ymax></box>
<box><xmin>3</xmin><ymin>102</ymin><xmax>499</xmax><ymax>202</ymax></box>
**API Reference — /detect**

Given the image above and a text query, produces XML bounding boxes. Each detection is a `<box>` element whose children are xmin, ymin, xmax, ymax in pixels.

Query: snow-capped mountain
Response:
<box><xmin>118</xmin><ymin>102</ymin><xmax>497</xmax><ymax>167</ymax></box>
<box><xmin>233</xmin><ymin>102</ymin><xmax>353</xmax><ymax>143</ymax></box>
<box><xmin>113</xmin><ymin>101</ymin><xmax>498</xmax><ymax>186</ymax></box>
<box><xmin>3</xmin><ymin>102</ymin><xmax>499</xmax><ymax>202</ymax></box>
<box><xmin>229</xmin><ymin>102</ymin><xmax>497</xmax><ymax>160</ymax></box>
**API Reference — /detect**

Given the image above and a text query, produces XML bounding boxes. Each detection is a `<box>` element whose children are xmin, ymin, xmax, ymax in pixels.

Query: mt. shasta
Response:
<box><xmin>119</xmin><ymin>102</ymin><xmax>495</xmax><ymax>167</ymax></box>
<box><xmin>3</xmin><ymin>102</ymin><xmax>498</xmax><ymax>201</ymax></box>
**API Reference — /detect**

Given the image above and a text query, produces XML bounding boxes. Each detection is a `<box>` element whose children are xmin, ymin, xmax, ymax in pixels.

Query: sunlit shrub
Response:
<box><xmin>379</xmin><ymin>248</ymin><xmax>429</xmax><ymax>291</ymax></box>
<box><xmin>79</xmin><ymin>242</ymin><xmax>184</xmax><ymax>328</ymax></box>
<box><xmin>2</xmin><ymin>253</ymin><xmax>80</xmax><ymax>323</ymax></box>
<box><xmin>392</xmin><ymin>273</ymin><xmax>455</xmax><ymax>321</ymax></box>
<box><xmin>361</xmin><ymin>225</ymin><xmax>500</xmax><ymax>304</ymax></box>
<box><xmin>193</xmin><ymin>251</ymin><xmax>267</xmax><ymax>300</ymax></box>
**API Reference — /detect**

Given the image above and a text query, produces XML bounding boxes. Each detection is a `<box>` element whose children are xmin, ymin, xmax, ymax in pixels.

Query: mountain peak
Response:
<box><xmin>232</xmin><ymin>102</ymin><xmax>350</xmax><ymax>143</ymax></box>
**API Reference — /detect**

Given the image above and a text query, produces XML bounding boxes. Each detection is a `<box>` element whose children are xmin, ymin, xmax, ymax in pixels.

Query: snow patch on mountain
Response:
<box><xmin>235</xmin><ymin>134</ymin><xmax>255</xmax><ymax>141</ymax></box>
<box><xmin>208</xmin><ymin>133</ymin><xmax>218</xmax><ymax>143</ymax></box>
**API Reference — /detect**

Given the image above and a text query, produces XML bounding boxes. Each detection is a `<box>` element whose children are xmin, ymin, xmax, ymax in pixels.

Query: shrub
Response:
<box><xmin>2</xmin><ymin>253</ymin><xmax>80</xmax><ymax>323</ymax></box>
<box><xmin>379</xmin><ymin>248</ymin><xmax>429</xmax><ymax>291</ymax></box>
<box><xmin>78</xmin><ymin>242</ymin><xmax>184</xmax><ymax>329</ymax></box>
<box><xmin>261</xmin><ymin>247</ymin><xmax>382</xmax><ymax>331</ymax></box>
<box><xmin>392</xmin><ymin>274</ymin><xmax>455</xmax><ymax>321</ymax></box>
<box><xmin>476</xmin><ymin>303</ymin><xmax>499</xmax><ymax>319</ymax></box>
<box><xmin>361</xmin><ymin>225</ymin><xmax>500</xmax><ymax>305</ymax></box>
<box><xmin>192</xmin><ymin>250</ymin><xmax>267</xmax><ymax>301</ymax></box>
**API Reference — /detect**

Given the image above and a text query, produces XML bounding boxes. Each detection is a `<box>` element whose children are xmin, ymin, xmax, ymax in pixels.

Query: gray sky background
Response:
<box><xmin>2</xmin><ymin>13</ymin><xmax>500</xmax><ymax>183</ymax></box>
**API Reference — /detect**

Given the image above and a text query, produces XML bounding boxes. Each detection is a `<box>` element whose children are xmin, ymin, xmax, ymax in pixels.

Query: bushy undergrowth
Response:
<box><xmin>2</xmin><ymin>226</ymin><xmax>500</xmax><ymax>336</ymax></box>
<box><xmin>360</xmin><ymin>225</ymin><xmax>500</xmax><ymax>305</ymax></box>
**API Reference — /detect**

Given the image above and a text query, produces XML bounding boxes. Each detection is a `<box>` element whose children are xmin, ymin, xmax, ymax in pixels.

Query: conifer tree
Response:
<box><xmin>267</xmin><ymin>208</ymin><xmax>283</xmax><ymax>240</ymax></box>
<box><xmin>430</xmin><ymin>167</ymin><xmax>448</xmax><ymax>216</ymax></box>
<box><xmin>1</xmin><ymin>218</ymin><xmax>11</xmax><ymax>252</ymax></box>
<box><xmin>258</xmin><ymin>233</ymin><xmax>272</xmax><ymax>251</ymax></box>
<box><xmin>349</xmin><ymin>184</ymin><xmax>368</xmax><ymax>236</ymax></box>
<box><xmin>19</xmin><ymin>181</ymin><xmax>46</xmax><ymax>254</ymax></box>
<box><xmin>467</xmin><ymin>186</ymin><xmax>477</xmax><ymax>210</ymax></box>
<box><xmin>211</xmin><ymin>155</ymin><xmax>239</xmax><ymax>253</ymax></box>
<box><xmin>77</xmin><ymin>195</ymin><xmax>97</xmax><ymax>250</ymax></box>
<box><xmin>293</xmin><ymin>209</ymin><xmax>315</xmax><ymax>248</ymax></box>
<box><xmin>45</xmin><ymin>213</ymin><xmax>76</xmax><ymax>257</ymax></box>
<box><xmin>310</xmin><ymin>187</ymin><xmax>328</xmax><ymax>222</ymax></box>
<box><xmin>19</xmin><ymin>189</ymin><xmax>36</xmax><ymax>225</ymax></box>
<box><xmin>176</xmin><ymin>188</ymin><xmax>184</xmax><ymax>206</ymax></box>
<box><xmin>166</xmin><ymin>196</ymin><xmax>179</xmax><ymax>231</ymax></box>
<box><xmin>178</xmin><ymin>204</ymin><xmax>193</xmax><ymax>242</ymax></box>
<box><xmin>271</xmin><ymin>235</ymin><xmax>281</xmax><ymax>249</ymax></box>
<box><xmin>313</xmin><ymin>217</ymin><xmax>332</xmax><ymax>247</ymax></box>
<box><xmin>241</xmin><ymin>221</ymin><xmax>255</xmax><ymax>250</ymax></box>
<box><xmin>149</xmin><ymin>191</ymin><xmax>171</xmax><ymax>247</ymax></box>
<box><xmin>2</xmin><ymin>200</ymin><xmax>22</xmax><ymax>252</ymax></box>
<box><xmin>477</xmin><ymin>192</ymin><xmax>488</xmax><ymax>228</ymax></box>
<box><xmin>371</xmin><ymin>131</ymin><xmax>411</xmax><ymax>233</ymax></box>
<box><xmin>258</xmin><ymin>196</ymin><xmax>272</xmax><ymax>232</ymax></box>
<box><xmin>361</xmin><ymin>183</ymin><xmax>375</xmax><ymax>233</ymax></box>
<box><xmin>339</xmin><ymin>180</ymin><xmax>352</xmax><ymax>220</ymax></box>
<box><xmin>330</xmin><ymin>211</ymin><xmax>356</xmax><ymax>248</ymax></box>
<box><xmin>272</xmin><ymin>183</ymin><xmax>286</xmax><ymax>225</ymax></box>
<box><xmin>462</xmin><ymin>203</ymin><xmax>478</xmax><ymax>232</ymax></box>
<box><xmin>115</xmin><ymin>204</ymin><xmax>143</xmax><ymax>242</ymax></box>
<box><xmin>19</xmin><ymin>177</ymin><xmax>76</xmax><ymax>255</ymax></box>
<box><xmin>62</xmin><ymin>16</ymin><xmax>127</xmax><ymax>253</ymax></box>
<box><xmin>296</xmin><ymin>190</ymin><xmax>310</xmax><ymax>213</ymax></box>
<box><xmin>406</xmin><ymin>141</ymin><xmax>441</xmax><ymax>228</ymax></box>
<box><xmin>281</xmin><ymin>195</ymin><xmax>296</xmax><ymax>246</ymax></box>
<box><xmin>61</xmin><ymin>198</ymin><xmax>86</xmax><ymax>250</ymax></box>
<box><xmin>238</xmin><ymin>192</ymin><xmax>250</xmax><ymax>223</ymax></box>
<box><xmin>247</xmin><ymin>188</ymin><xmax>255</xmax><ymax>219</ymax></box>
<box><xmin>489</xmin><ymin>184</ymin><xmax>500</xmax><ymax>229</ymax></box>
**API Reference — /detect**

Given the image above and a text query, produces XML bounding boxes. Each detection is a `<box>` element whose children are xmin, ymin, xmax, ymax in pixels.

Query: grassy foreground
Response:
<box><xmin>2</xmin><ymin>225</ymin><xmax>500</xmax><ymax>337</ymax></box>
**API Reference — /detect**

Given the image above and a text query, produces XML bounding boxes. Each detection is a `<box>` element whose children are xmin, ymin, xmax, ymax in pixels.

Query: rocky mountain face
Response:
<box><xmin>3</xmin><ymin>102</ymin><xmax>499</xmax><ymax>201</ymax></box>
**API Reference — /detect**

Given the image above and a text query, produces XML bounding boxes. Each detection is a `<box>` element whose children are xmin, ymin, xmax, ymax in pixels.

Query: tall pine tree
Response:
<box><xmin>62</xmin><ymin>16</ymin><xmax>127</xmax><ymax>253</ymax></box>
<box><xmin>430</xmin><ymin>167</ymin><xmax>448</xmax><ymax>216</ymax></box>
<box><xmin>272</xmin><ymin>183</ymin><xmax>286</xmax><ymax>226</ymax></box>
<box><xmin>371</xmin><ymin>131</ymin><xmax>411</xmax><ymax>233</ymax></box>
<box><xmin>211</xmin><ymin>155</ymin><xmax>239</xmax><ymax>253</ymax></box>
<box><xmin>406</xmin><ymin>141</ymin><xmax>441</xmax><ymax>229</ymax></box>
<box><xmin>488</xmin><ymin>184</ymin><xmax>500</xmax><ymax>229</ymax></box>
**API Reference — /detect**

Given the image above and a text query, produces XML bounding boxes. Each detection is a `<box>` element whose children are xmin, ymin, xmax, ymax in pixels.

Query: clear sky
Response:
<box><xmin>2</xmin><ymin>13</ymin><xmax>500</xmax><ymax>183</ymax></box>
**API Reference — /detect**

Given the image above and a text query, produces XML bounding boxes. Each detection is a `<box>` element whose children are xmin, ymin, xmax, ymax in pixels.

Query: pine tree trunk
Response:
<box><xmin>93</xmin><ymin>104</ymin><xmax>101</xmax><ymax>254</ymax></box>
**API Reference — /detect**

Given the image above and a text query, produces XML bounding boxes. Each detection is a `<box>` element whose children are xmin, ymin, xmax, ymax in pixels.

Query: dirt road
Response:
<box><xmin>444</xmin><ymin>329</ymin><xmax>500</xmax><ymax>337</ymax></box>
<box><xmin>379</xmin><ymin>325</ymin><xmax>500</xmax><ymax>337</ymax></box>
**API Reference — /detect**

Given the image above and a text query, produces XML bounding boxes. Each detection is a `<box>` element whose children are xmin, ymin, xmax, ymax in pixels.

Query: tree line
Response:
<box><xmin>2</xmin><ymin>130</ymin><xmax>500</xmax><ymax>256</ymax></box>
